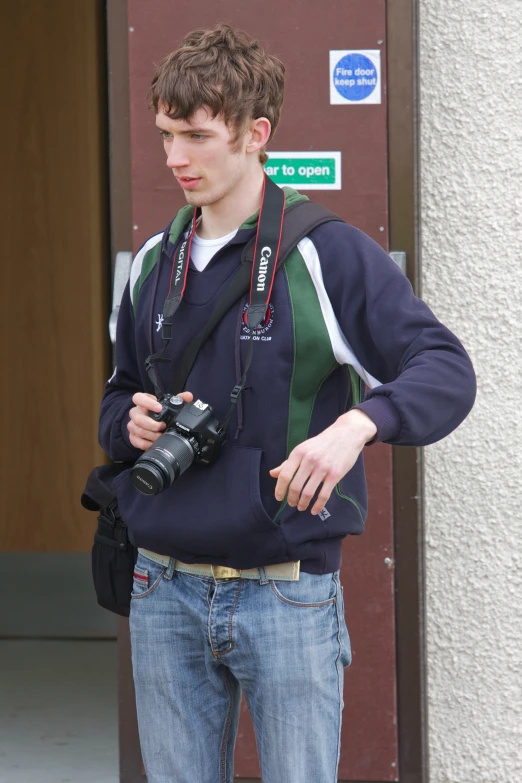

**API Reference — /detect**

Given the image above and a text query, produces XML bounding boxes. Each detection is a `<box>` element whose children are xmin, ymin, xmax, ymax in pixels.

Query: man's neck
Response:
<box><xmin>197</xmin><ymin>167</ymin><xmax>265</xmax><ymax>240</ymax></box>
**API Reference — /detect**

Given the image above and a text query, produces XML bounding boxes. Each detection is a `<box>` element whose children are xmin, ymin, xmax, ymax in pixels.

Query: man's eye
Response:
<box><xmin>191</xmin><ymin>134</ymin><xmax>206</xmax><ymax>141</ymax></box>
<box><xmin>160</xmin><ymin>131</ymin><xmax>172</xmax><ymax>140</ymax></box>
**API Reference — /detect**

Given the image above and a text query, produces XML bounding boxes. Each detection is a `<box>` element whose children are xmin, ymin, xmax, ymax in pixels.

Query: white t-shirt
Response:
<box><xmin>190</xmin><ymin>228</ymin><xmax>238</xmax><ymax>272</ymax></box>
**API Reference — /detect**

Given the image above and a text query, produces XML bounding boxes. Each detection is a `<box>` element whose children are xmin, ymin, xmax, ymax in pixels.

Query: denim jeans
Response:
<box><xmin>129</xmin><ymin>551</ymin><xmax>352</xmax><ymax>783</ymax></box>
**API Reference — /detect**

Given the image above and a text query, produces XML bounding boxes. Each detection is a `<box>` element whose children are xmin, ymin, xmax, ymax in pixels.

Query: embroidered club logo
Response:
<box><xmin>318</xmin><ymin>507</ymin><xmax>331</xmax><ymax>521</ymax></box>
<box><xmin>241</xmin><ymin>303</ymin><xmax>275</xmax><ymax>340</ymax></box>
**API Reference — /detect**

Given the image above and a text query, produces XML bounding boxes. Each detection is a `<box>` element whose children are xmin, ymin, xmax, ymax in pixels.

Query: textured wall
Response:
<box><xmin>419</xmin><ymin>2</ymin><xmax>522</xmax><ymax>781</ymax></box>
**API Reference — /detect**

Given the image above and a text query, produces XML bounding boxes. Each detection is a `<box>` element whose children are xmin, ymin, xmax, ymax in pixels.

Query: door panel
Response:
<box><xmin>126</xmin><ymin>2</ymin><xmax>397</xmax><ymax>779</ymax></box>
<box><xmin>1</xmin><ymin>1</ymin><xmax>108</xmax><ymax>552</ymax></box>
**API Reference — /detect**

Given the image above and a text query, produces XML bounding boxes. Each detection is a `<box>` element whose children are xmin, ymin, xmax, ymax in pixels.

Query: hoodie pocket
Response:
<box><xmin>279</xmin><ymin>468</ymin><xmax>367</xmax><ymax>559</ymax></box>
<box><xmin>327</xmin><ymin>481</ymin><xmax>366</xmax><ymax>536</ymax></box>
<box><xmin>113</xmin><ymin>446</ymin><xmax>286</xmax><ymax>567</ymax></box>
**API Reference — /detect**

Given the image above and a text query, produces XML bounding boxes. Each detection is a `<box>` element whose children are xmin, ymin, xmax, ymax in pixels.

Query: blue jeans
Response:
<box><xmin>129</xmin><ymin>552</ymin><xmax>351</xmax><ymax>783</ymax></box>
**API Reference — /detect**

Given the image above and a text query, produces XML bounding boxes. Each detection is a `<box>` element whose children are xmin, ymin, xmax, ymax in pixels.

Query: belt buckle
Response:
<box><xmin>212</xmin><ymin>565</ymin><xmax>242</xmax><ymax>580</ymax></box>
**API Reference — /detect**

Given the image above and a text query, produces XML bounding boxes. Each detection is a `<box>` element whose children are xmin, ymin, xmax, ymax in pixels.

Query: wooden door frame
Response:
<box><xmin>387</xmin><ymin>2</ymin><xmax>427</xmax><ymax>782</ymax></box>
<box><xmin>106</xmin><ymin>2</ymin><xmax>143</xmax><ymax>781</ymax></box>
<box><xmin>105</xmin><ymin>1</ymin><xmax>426</xmax><ymax>781</ymax></box>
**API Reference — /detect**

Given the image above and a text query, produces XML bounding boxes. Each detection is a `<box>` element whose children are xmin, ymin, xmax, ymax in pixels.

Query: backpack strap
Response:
<box><xmin>171</xmin><ymin>200</ymin><xmax>344</xmax><ymax>393</ymax></box>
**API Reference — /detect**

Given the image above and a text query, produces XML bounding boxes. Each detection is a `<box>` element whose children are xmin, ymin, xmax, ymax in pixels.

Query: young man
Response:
<box><xmin>99</xmin><ymin>24</ymin><xmax>476</xmax><ymax>783</ymax></box>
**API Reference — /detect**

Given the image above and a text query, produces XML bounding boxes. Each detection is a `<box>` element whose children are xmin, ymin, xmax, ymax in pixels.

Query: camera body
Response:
<box><xmin>150</xmin><ymin>395</ymin><xmax>223</xmax><ymax>463</ymax></box>
<box><xmin>130</xmin><ymin>396</ymin><xmax>225</xmax><ymax>496</ymax></box>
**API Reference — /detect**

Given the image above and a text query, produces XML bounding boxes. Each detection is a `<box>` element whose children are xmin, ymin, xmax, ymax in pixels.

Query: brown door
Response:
<box><xmin>124</xmin><ymin>1</ymin><xmax>397</xmax><ymax>779</ymax></box>
<box><xmin>0</xmin><ymin>4</ymin><xmax>108</xmax><ymax>553</ymax></box>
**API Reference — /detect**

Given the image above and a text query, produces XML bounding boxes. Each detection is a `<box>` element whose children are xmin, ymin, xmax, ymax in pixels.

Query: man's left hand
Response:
<box><xmin>269</xmin><ymin>409</ymin><xmax>377</xmax><ymax>515</ymax></box>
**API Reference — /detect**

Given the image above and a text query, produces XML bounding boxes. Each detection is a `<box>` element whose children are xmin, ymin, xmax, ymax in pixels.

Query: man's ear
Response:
<box><xmin>246</xmin><ymin>117</ymin><xmax>271</xmax><ymax>154</ymax></box>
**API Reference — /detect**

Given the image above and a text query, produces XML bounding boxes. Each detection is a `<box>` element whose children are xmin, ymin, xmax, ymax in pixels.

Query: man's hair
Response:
<box><xmin>148</xmin><ymin>24</ymin><xmax>285</xmax><ymax>164</ymax></box>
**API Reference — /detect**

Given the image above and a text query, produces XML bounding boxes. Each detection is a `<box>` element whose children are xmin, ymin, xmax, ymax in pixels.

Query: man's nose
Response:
<box><xmin>166</xmin><ymin>140</ymin><xmax>190</xmax><ymax>170</ymax></box>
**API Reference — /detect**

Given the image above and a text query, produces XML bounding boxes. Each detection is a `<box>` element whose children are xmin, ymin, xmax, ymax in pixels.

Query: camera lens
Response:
<box><xmin>130</xmin><ymin>431</ymin><xmax>195</xmax><ymax>495</ymax></box>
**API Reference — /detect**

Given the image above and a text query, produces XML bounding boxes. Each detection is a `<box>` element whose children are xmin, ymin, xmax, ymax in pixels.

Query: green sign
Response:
<box><xmin>264</xmin><ymin>151</ymin><xmax>341</xmax><ymax>190</ymax></box>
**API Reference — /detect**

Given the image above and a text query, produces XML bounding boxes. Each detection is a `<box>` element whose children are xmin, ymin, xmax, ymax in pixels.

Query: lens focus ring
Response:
<box><xmin>130</xmin><ymin>431</ymin><xmax>195</xmax><ymax>496</ymax></box>
<box><xmin>164</xmin><ymin>432</ymin><xmax>194</xmax><ymax>476</ymax></box>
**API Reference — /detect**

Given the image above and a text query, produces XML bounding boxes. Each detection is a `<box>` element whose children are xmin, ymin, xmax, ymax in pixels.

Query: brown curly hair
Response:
<box><xmin>148</xmin><ymin>24</ymin><xmax>285</xmax><ymax>164</ymax></box>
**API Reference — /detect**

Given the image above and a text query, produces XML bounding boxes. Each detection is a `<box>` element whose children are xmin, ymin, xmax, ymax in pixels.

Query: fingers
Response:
<box><xmin>132</xmin><ymin>392</ymin><xmax>163</xmax><ymax>413</ymax></box>
<box><xmin>128</xmin><ymin>390</ymin><xmax>195</xmax><ymax>451</ymax></box>
<box><xmin>132</xmin><ymin>391</ymin><xmax>193</xmax><ymax>410</ymax></box>
<box><xmin>272</xmin><ymin>447</ymin><xmax>337</xmax><ymax>514</ymax></box>
<box><xmin>274</xmin><ymin>454</ymin><xmax>300</xmax><ymax>502</ymax></box>
<box><xmin>129</xmin><ymin>432</ymin><xmax>162</xmax><ymax>451</ymax></box>
<box><xmin>296</xmin><ymin>471</ymin><xmax>327</xmax><ymax>512</ymax></box>
<box><xmin>285</xmin><ymin>461</ymin><xmax>320</xmax><ymax>508</ymax></box>
<box><xmin>127</xmin><ymin>417</ymin><xmax>165</xmax><ymax>450</ymax></box>
<box><xmin>128</xmin><ymin>397</ymin><xmax>165</xmax><ymax>450</ymax></box>
<box><xmin>128</xmin><ymin>419</ymin><xmax>165</xmax><ymax>440</ymax></box>
<box><xmin>271</xmin><ymin>419</ymin><xmax>364</xmax><ymax>515</ymax></box>
<box><xmin>129</xmin><ymin>407</ymin><xmax>165</xmax><ymax>432</ymax></box>
<box><xmin>311</xmin><ymin>477</ymin><xmax>338</xmax><ymax>516</ymax></box>
<box><xmin>131</xmin><ymin>409</ymin><xmax>166</xmax><ymax>431</ymax></box>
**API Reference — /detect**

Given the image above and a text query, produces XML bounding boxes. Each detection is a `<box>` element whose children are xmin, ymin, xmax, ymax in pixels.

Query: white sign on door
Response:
<box><xmin>330</xmin><ymin>50</ymin><xmax>382</xmax><ymax>105</ymax></box>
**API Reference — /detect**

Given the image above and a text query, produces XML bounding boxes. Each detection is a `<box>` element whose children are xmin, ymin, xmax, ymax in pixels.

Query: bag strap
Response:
<box><xmin>243</xmin><ymin>199</ymin><xmax>343</xmax><ymax>265</ymax></box>
<box><xmin>172</xmin><ymin>200</ymin><xmax>344</xmax><ymax>393</ymax></box>
<box><xmin>81</xmin><ymin>462</ymin><xmax>133</xmax><ymax>512</ymax></box>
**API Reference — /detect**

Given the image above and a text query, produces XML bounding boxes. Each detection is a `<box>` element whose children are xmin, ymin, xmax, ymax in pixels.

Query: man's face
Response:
<box><xmin>155</xmin><ymin>104</ymin><xmax>251</xmax><ymax>208</ymax></box>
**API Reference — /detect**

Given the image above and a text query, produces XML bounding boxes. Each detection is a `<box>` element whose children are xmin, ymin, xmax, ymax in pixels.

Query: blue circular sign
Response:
<box><xmin>333</xmin><ymin>53</ymin><xmax>378</xmax><ymax>101</ymax></box>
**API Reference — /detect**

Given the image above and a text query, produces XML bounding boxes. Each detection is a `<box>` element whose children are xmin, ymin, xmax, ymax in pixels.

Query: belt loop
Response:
<box><xmin>258</xmin><ymin>567</ymin><xmax>269</xmax><ymax>585</ymax></box>
<box><xmin>166</xmin><ymin>558</ymin><xmax>176</xmax><ymax>580</ymax></box>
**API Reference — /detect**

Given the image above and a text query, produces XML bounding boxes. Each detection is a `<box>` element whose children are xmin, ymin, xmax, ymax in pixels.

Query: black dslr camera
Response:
<box><xmin>130</xmin><ymin>395</ymin><xmax>225</xmax><ymax>496</ymax></box>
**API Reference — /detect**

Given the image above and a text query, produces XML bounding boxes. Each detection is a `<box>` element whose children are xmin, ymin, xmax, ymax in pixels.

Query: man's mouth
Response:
<box><xmin>177</xmin><ymin>175</ymin><xmax>202</xmax><ymax>190</ymax></box>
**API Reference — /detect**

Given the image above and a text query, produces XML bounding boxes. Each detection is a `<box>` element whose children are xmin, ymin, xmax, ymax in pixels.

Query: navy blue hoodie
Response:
<box><xmin>99</xmin><ymin>189</ymin><xmax>476</xmax><ymax>574</ymax></box>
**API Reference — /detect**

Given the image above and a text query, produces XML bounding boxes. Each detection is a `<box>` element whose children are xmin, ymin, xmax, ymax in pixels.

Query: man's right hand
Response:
<box><xmin>128</xmin><ymin>391</ymin><xmax>194</xmax><ymax>451</ymax></box>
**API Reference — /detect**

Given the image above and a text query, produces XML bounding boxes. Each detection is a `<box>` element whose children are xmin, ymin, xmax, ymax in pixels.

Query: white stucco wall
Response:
<box><xmin>420</xmin><ymin>2</ymin><xmax>522</xmax><ymax>781</ymax></box>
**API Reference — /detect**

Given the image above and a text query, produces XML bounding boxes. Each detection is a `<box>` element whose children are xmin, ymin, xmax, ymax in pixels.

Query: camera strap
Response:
<box><xmin>244</xmin><ymin>174</ymin><xmax>286</xmax><ymax>329</ymax></box>
<box><xmin>145</xmin><ymin>174</ymin><xmax>286</xmax><ymax>401</ymax></box>
<box><xmin>145</xmin><ymin>210</ymin><xmax>198</xmax><ymax>396</ymax></box>
<box><xmin>219</xmin><ymin>175</ymin><xmax>285</xmax><ymax>432</ymax></box>
<box><xmin>163</xmin><ymin>211</ymin><xmax>198</xmax><ymax>321</ymax></box>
